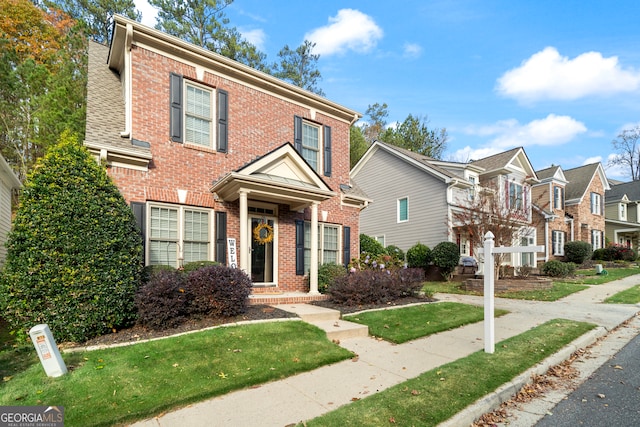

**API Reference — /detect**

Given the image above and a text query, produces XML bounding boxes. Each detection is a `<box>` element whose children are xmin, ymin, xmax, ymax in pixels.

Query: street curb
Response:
<box><xmin>438</xmin><ymin>325</ymin><xmax>609</xmax><ymax>427</ymax></box>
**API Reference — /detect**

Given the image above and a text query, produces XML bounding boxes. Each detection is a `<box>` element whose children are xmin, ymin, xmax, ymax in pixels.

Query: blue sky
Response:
<box><xmin>135</xmin><ymin>0</ymin><xmax>640</xmax><ymax>180</ymax></box>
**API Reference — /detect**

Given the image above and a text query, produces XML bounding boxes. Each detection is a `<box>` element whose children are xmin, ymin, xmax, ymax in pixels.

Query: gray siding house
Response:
<box><xmin>351</xmin><ymin>143</ymin><xmax>541</xmax><ymax>268</ymax></box>
<box><xmin>605</xmin><ymin>180</ymin><xmax>640</xmax><ymax>248</ymax></box>
<box><xmin>0</xmin><ymin>155</ymin><xmax>20</xmax><ymax>266</ymax></box>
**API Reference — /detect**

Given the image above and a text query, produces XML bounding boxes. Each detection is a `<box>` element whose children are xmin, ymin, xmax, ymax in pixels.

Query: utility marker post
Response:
<box><xmin>481</xmin><ymin>231</ymin><xmax>545</xmax><ymax>354</ymax></box>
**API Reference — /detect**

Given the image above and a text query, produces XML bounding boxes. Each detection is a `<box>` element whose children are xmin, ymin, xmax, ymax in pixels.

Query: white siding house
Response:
<box><xmin>0</xmin><ymin>155</ymin><xmax>20</xmax><ymax>266</ymax></box>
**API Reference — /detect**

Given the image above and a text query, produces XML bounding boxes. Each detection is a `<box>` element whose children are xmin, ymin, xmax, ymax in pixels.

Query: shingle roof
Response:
<box><xmin>84</xmin><ymin>41</ymin><xmax>150</xmax><ymax>157</ymax></box>
<box><xmin>535</xmin><ymin>165</ymin><xmax>561</xmax><ymax>181</ymax></box>
<box><xmin>564</xmin><ymin>163</ymin><xmax>600</xmax><ymax>201</ymax></box>
<box><xmin>469</xmin><ymin>147</ymin><xmax>522</xmax><ymax>172</ymax></box>
<box><xmin>606</xmin><ymin>180</ymin><xmax>640</xmax><ymax>202</ymax></box>
<box><xmin>374</xmin><ymin>142</ymin><xmax>463</xmax><ymax>180</ymax></box>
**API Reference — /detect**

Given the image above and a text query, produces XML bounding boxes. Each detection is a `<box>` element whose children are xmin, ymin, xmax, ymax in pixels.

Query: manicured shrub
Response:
<box><xmin>328</xmin><ymin>268</ymin><xmax>423</xmax><ymax>306</ymax></box>
<box><xmin>592</xmin><ymin>244</ymin><xmax>636</xmax><ymax>262</ymax></box>
<box><xmin>181</xmin><ymin>260</ymin><xmax>218</xmax><ymax>274</ymax></box>
<box><xmin>541</xmin><ymin>260</ymin><xmax>570</xmax><ymax>277</ymax></box>
<box><xmin>592</xmin><ymin>248</ymin><xmax>607</xmax><ymax>261</ymax></box>
<box><xmin>385</xmin><ymin>245</ymin><xmax>405</xmax><ymax>262</ymax></box>
<box><xmin>135</xmin><ymin>269</ymin><xmax>191</xmax><ymax>330</ymax></box>
<box><xmin>564</xmin><ymin>241</ymin><xmax>593</xmax><ymax>264</ymax></box>
<box><xmin>565</xmin><ymin>262</ymin><xmax>577</xmax><ymax>277</ymax></box>
<box><xmin>0</xmin><ymin>133</ymin><xmax>143</xmax><ymax>343</ymax></box>
<box><xmin>406</xmin><ymin>243</ymin><xmax>431</xmax><ymax>270</ymax></box>
<box><xmin>317</xmin><ymin>263</ymin><xmax>347</xmax><ymax>294</ymax></box>
<box><xmin>431</xmin><ymin>241</ymin><xmax>460</xmax><ymax>279</ymax></box>
<box><xmin>186</xmin><ymin>265</ymin><xmax>252</xmax><ymax>317</ymax></box>
<box><xmin>141</xmin><ymin>264</ymin><xmax>176</xmax><ymax>284</ymax></box>
<box><xmin>359</xmin><ymin>234</ymin><xmax>387</xmax><ymax>257</ymax></box>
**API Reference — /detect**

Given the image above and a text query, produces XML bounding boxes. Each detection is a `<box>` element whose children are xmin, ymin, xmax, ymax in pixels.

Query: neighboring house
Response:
<box><xmin>605</xmin><ymin>180</ymin><xmax>640</xmax><ymax>248</ymax></box>
<box><xmin>532</xmin><ymin>165</ymin><xmax>570</xmax><ymax>262</ymax></box>
<box><xmin>0</xmin><ymin>155</ymin><xmax>21</xmax><ymax>267</ymax></box>
<box><xmin>563</xmin><ymin>163</ymin><xmax>610</xmax><ymax>251</ymax></box>
<box><xmin>83</xmin><ymin>16</ymin><xmax>368</xmax><ymax>299</ymax></box>
<box><xmin>351</xmin><ymin>143</ymin><xmax>540</xmax><ymax>268</ymax></box>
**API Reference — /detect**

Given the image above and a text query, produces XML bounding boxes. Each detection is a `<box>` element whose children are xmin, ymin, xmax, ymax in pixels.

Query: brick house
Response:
<box><xmin>84</xmin><ymin>16</ymin><xmax>367</xmax><ymax>301</ymax></box>
<box><xmin>0</xmin><ymin>154</ymin><xmax>20</xmax><ymax>267</ymax></box>
<box><xmin>533</xmin><ymin>163</ymin><xmax>609</xmax><ymax>262</ymax></box>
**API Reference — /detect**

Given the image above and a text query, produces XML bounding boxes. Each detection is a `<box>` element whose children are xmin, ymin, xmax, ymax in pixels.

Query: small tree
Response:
<box><xmin>0</xmin><ymin>132</ymin><xmax>143</xmax><ymax>343</ymax></box>
<box><xmin>431</xmin><ymin>241</ymin><xmax>460</xmax><ymax>280</ymax></box>
<box><xmin>608</xmin><ymin>126</ymin><xmax>640</xmax><ymax>181</ymax></box>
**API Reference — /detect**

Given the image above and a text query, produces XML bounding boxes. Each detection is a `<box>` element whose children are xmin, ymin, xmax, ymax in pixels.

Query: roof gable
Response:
<box><xmin>564</xmin><ymin>162</ymin><xmax>610</xmax><ymax>202</ymax></box>
<box><xmin>470</xmin><ymin>147</ymin><xmax>538</xmax><ymax>182</ymax></box>
<box><xmin>535</xmin><ymin>165</ymin><xmax>567</xmax><ymax>185</ymax></box>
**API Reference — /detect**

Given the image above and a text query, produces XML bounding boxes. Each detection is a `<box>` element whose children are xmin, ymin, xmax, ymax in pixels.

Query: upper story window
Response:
<box><xmin>553</xmin><ymin>186</ymin><xmax>564</xmax><ymax>210</ymax></box>
<box><xmin>294</xmin><ymin>115</ymin><xmax>331</xmax><ymax>177</ymax></box>
<box><xmin>170</xmin><ymin>73</ymin><xmax>228</xmax><ymax>152</ymax></box>
<box><xmin>590</xmin><ymin>192</ymin><xmax>602</xmax><ymax>215</ymax></box>
<box><xmin>468</xmin><ymin>176</ymin><xmax>476</xmax><ymax>201</ymax></box>
<box><xmin>508</xmin><ymin>181</ymin><xmax>523</xmax><ymax>211</ymax></box>
<box><xmin>398</xmin><ymin>197</ymin><xmax>409</xmax><ymax>222</ymax></box>
<box><xmin>185</xmin><ymin>83</ymin><xmax>212</xmax><ymax>146</ymax></box>
<box><xmin>620</xmin><ymin>203</ymin><xmax>627</xmax><ymax>220</ymax></box>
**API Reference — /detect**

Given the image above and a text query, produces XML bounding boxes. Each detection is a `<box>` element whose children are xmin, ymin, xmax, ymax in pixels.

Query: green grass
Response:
<box><xmin>0</xmin><ymin>321</ymin><xmax>353</xmax><ymax>427</ymax></box>
<box><xmin>605</xmin><ymin>285</ymin><xmax>640</xmax><ymax>304</ymax></box>
<box><xmin>497</xmin><ymin>282</ymin><xmax>588</xmax><ymax>301</ymax></box>
<box><xmin>344</xmin><ymin>302</ymin><xmax>508</xmax><ymax>343</ymax></box>
<box><xmin>302</xmin><ymin>319</ymin><xmax>595</xmax><ymax>426</ymax></box>
<box><xmin>569</xmin><ymin>267</ymin><xmax>639</xmax><ymax>285</ymax></box>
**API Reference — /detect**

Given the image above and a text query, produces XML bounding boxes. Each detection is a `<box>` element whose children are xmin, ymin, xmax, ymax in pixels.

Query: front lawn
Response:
<box><xmin>302</xmin><ymin>319</ymin><xmax>595</xmax><ymax>426</ymax></box>
<box><xmin>343</xmin><ymin>302</ymin><xmax>508</xmax><ymax>343</ymax></box>
<box><xmin>605</xmin><ymin>285</ymin><xmax>640</xmax><ymax>304</ymax></box>
<box><xmin>0</xmin><ymin>321</ymin><xmax>353</xmax><ymax>427</ymax></box>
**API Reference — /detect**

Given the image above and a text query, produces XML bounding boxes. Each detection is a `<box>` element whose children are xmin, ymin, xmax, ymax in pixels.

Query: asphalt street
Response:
<box><xmin>535</xmin><ymin>332</ymin><xmax>640</xmax><ymax>427</ymax></box>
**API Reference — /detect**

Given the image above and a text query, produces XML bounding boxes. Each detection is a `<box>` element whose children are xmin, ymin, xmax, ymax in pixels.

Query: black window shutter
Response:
<box><xmin>323</xmin><ymin>125</ymin><xmax>332</xmax><ymax>177</ymax></box>
<box><xmin>217</xmin><ymin>89</ymin><xmax>228</xmax><ymax>153</ymax></box>
<box><xmin>131</xmin><ymin>202</ymin><xmax>147</xmax><ymax>264</ymax></box>
<box><xmin>215</xmin><ymin>212</ymin><xmax>227</xmax><ymax>264</ymax></box>
<box><xmin>170</xmin><ymin>73</ymin><xmax>183</xmax><ymax>142</ymax></box>
<box><xmin>295</xmin><ymin>219</ymin><xmax>305</xmax><ymax>275</ymax></box>
<box><xmin>342</xmin><ymin>226</ymin><xmax>351</xmax><ymax>267</ymax></box>
<box><xmin>294</xmin><ymin>115</ymin><xmax>302</xmax><ymax>153</ymax></box>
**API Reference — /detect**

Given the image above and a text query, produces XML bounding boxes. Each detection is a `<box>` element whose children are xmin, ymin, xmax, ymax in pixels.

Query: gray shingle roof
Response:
<box><xmin>606</xmin><ymin>180</ymin><xmax>640</xmax><ymax>202</ymax></box>
<box><xmin>374</xmin><ymin>142</ymin><xmax>463</xmax><ymax>180</ymax></box>
<box><xmin>564</xmin><ymin>163</ymin><xmax>600</xmax><ymax>201</ymax></box>
<box><xmin>535</xmin><ymin>165</ymin><xmax>561</xmax><ymax>181</ymax></box>
<box><xmin>84</xmin><ymin>41</ymin><xmax>150</xmax><ymax>157</ymax></box>
<box><xmin>469</xmin><ymin>147</ymin><xmax>522</xmax><ymax>172</ymax></box>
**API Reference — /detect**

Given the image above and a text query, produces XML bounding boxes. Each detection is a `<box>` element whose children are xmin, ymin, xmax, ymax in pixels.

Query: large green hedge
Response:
<box><xmin>0</xmin><ymin>132</ymin><xmax>143</xmax><ymax>343</ymax></box>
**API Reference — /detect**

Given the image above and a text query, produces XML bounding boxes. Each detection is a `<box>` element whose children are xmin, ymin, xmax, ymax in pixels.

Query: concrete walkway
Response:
<box><xmin>130</xmin><ymin>275</ymin><xmax>640</xmax><ymax>427</ymax></box>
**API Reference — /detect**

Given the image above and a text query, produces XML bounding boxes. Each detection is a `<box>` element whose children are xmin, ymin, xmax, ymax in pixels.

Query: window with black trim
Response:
<box><xmin>170</xmin><ymin>73</ymin><xmax>228</xmax><ymax>152</ymax></box>
<box><xmin>303</xmin><ymin>222</ymin><xmax>341</xmax><ymax>273</ymax></box>
<box><xmin>294</xmin><ymin>115</ymin><xmax>331</xmax><ymax>176</ymax></box>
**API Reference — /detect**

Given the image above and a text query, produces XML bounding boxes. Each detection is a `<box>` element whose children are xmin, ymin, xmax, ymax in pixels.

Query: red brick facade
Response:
<box><xmin>92</xmin><ymin>20</ymin><xmax>364</xmax><ymax>294</ymax></box>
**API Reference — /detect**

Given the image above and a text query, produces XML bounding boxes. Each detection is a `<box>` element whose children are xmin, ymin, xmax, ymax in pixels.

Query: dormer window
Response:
<box><xmin>553</xmin><ymin>186</ymin><xmax>564</xmax><ymax>210</ymax></box>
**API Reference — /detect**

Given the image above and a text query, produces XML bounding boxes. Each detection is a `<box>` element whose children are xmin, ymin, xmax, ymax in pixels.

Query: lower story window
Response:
<box><xmin>552</xmin><ymin>230</ymin><xmax>565</xmax><ymax>256</ymax></box>
<box><xmin>149</xmin><ymin>204</ymin><xmax>211</xmax><ymax>267</ymax></box>
<box><xmin>304</xmin><ymin>222</ymin><xmax>341</xmax><ymax>273</ymax></box>
<box><xmin>591</xmin><ymin>229</ymin><xmax>603</xmax><ymax>251</ymax></box>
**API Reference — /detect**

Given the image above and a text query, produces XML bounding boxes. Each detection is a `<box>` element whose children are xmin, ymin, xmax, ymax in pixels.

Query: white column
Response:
<box><xmin>309</xmin><ymin>202</ymin><xmax>320</xmax><ymax>294</ymax></box>
<box><xmin>239</xmin><ymin>191</ymin><xmax>248</xmax><ymax>273</ymax></box>
<box><xmin>483</xmin><ymin>231</ymin><xmax>495</xmax><ymax>354</ymax></box>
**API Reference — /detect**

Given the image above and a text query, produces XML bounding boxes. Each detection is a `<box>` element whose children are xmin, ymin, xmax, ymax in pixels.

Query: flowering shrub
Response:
<box><xmin>328</xmin><ymin>268</ymin><xmax>424</xmax><ymax>306</ymax></box>
<box><xmin>592</xmin><ymin>244</ymin><xmax>637</xmax><ymax>262</ymax></box>
<box><xmin>350</xmin><ymin>252</ymin><xmax>405</xmax><ymax>272</ymax></box>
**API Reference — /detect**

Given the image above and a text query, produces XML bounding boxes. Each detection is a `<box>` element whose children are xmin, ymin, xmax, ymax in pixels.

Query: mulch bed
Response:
<box><xmin>66</xmin><ymin>295</ymin><xmax>436</xmax><ymax>349</ymax></box>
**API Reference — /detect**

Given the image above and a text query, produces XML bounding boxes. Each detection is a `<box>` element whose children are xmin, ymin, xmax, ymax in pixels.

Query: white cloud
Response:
<box><xmin>496</xmin><ymin>47</ymin><xmax>640</xmax><ymax>102</ymax></box>
<box><xmin>134</xmin><ymin>0</ymin><xmax>157</xmax><ymax>27</ymax></box>
<box><xmin>304</xmin><ymin>9</ymin><xmax>383</xmax><ymax>56</ymax></box>
<box><xmin>582</xmin><ymin>156</ymin><xmax>603</xmax><ymax>165</ymax></box>
<box><xmin>239</xmin><ymin>28</ymin><xmax>266</xmax><ymax>51</ymax></box>
<box><xmin>455</xmin><ymin>114</ymin><xmax>587</xmax><ymax>160</ymax></box>
<box><xmin>403</xmin><ymin>43</ymin><xmax>422</xmax><ymax>58</ymax></box>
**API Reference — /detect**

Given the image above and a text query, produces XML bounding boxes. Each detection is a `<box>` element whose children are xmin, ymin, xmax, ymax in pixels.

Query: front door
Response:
<box><xmin>249</xmin><ymin>216</ymin><xmax>276</xmax><ymax>284</ymax></box>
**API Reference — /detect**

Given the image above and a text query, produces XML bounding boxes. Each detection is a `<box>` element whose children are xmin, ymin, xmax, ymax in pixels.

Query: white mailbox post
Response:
<box><xmin>480</xmin><ymin>232</ymin><xmax>544</xmax><ymax>353</ymax></box>
<box><xmin>29</xmin><ymin>324</ymin><xmax>67</xmax><ymax>377</ymax></box>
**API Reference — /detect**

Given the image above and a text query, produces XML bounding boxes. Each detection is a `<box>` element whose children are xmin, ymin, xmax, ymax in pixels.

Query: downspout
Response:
<box><xmin>120</xmin><ymin>23</ymin><xmax>133</xmax><ymax>138</ymax></box>
<box><xmin>544</xmin><ymin>218</ymin><xmax>549</xmax><ymax>262</ymax></box>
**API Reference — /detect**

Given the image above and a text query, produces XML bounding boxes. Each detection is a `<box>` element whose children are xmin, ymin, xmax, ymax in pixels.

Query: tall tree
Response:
<box><xmin>271</xmin><ymin>40</ymin><xmax>324</xmax><ymax>96</ymax></box>
<box><xmin>349</xmin><ymin>125</ymin><xmax>369</xmax><ymax>168</ymax></box>
<box><xmin>0</xmin><ymin>0</ymin><xmax>86</xmax><ymax>182</ymax></box>
<box><xmin>381</xmin><ymin>114</ymin><xmax>448</xmax><ymax>159</ymax></box>
<box><xmin>362</xmin><ymin>102</ymin><xmax>389</xmax><ymax>143</ymax></box>
<box><xmin>150</xmin><ymin>0</ymin><xmax>267</xmax><ymax>70</ymax></box>
<box><xmin>609</xmin><ymin>126</ymin><xmax>640</xmax><ymax>181</ymax></box>
<box><xmin>45</xmin><ymin>0</ymin><xmax>140</xmax><ymax>43</ymax></box>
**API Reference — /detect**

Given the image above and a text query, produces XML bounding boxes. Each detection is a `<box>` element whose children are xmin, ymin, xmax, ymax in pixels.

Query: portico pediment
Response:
<box><xmin>211</xmin><ymin>143</ymin><xmax>335</xmax><ymax>211</ymax></box>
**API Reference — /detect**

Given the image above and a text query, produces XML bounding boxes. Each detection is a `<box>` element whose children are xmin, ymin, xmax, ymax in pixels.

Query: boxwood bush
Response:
<box><xmin>406</xmin><ymin>242</ymin><xmax>431</xmax><ymax>270</ymax></box>
<box><xmin>541</xmin><ymin>260</ymin><xmax>576</xmax><ymax>278</ymax></box>
<box><xmin>432</xmin><ymin>241</ymin><xmax>460</xmax><ymax>279</ymax></box>
<box><xmin>564</xmin><ymin>241</ymin><xmax>593</xmax><ymax>264</ymax></box>
<box><xmin>0</xmin><ymin>132</ymin><xmax>143</xmax><ymax>343</ymax></box>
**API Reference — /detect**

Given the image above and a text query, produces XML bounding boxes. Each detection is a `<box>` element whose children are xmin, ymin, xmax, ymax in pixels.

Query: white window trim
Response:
<box><xmin>397</xmin><ymin>197</ymin><xmax>409</xmax><ymax>223</ymax></box>
<box><xmin>304</xmin><ymin>222</ymin><xmax>342</xmax><ymax>271</ymax></box>
<box><xmin>591</xmin><ymin>229</ymin><xmax>602</xmax><ymax>250</ymax></box>
<box><xmin>620</xmin><ymin>203</ymin><xmax>627</xmax><ymax>221</ymax></box>
<box><xmin>184</xmin><ymin>80</ymin><xmax>214</xmax><ymax>149</ymax></box>
<box><xmin>553</xmin><ymin>186</ymin><xmax>562</xmax><ymax>210</ymax></box>
<box><xmin>552</xmin><ymin>230</ymin><xmax>565</xmax><ymax>256</ymax></box>
<box><xmin>591</xmin><ymin>193</ymin><xmax>602</xmax><ymax>215</ymax></box>
<box><xmin>147</xmin><ymin>202</ymin><xmax>214</xmax><ymax>268</ymax></box>
<box><xmin>301</xmin><ymin>121</ymin><xmax>323</xmax><ymax>173</ymax></box>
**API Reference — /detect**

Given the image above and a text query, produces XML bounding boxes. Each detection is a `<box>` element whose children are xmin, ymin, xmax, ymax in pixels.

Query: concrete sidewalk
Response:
<box><xmin>130</xmin><ymin>275</ymin><xmax>640</xmax><ymax>427</ymax></box>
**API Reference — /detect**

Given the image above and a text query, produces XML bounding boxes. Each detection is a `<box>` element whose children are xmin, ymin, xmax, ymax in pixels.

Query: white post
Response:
<box><xmin>483</xmin><ymin>231</ymin><xmax>495</xmax><ymax>354</ymax></box>
<box><xmin>309</xmin><ymin>202</ymin><xmax>320</xmax><ymax>295</ymax></box>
